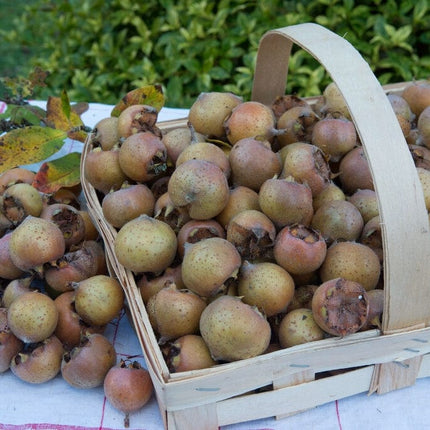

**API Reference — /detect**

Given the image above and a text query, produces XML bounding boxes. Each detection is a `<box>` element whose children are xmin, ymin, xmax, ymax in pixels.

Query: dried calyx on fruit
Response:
<box><xmin>2</xmin><ymin>183</ymin><xmax>43</xmax><ymax>225</ymax></box>
<box><xmin>40</xmin><ymin>203</ymin><xmax>86</xmax><ymax>248</ymax></box>
<box><xmin>226</xmin><ymin>209</ymin><xmax>276</xmax><ymax>260</ymax></box>
<box><xmin>276</xmin><ymin>105</ymin><xmax>319</xmax><ymax>148</ymax></box>
<box><xmin>117</xmin><ymin>104</ymin><xmax>161</xmax><ymax>138</ymax></box>
<box><xmin>153</xmin><ymin>192</ymin><xmax>190</xmax><ymax>233</ymax></box>
<box><xmin>118</xmin><ymin>132</ymin><xmax>168</xmax><ymax>183</ymax></box>
<box><xmin>312</xmin><ymin>278</ymin><xmax>370</xmax><ymax>337</ymax></box>
<box><xmin>177</xmin><ymin>219</ymin><xmax>225</xmax><ymax>258</ymax></box>
<box><xmin>271</xmin><ymin>94</ymin><xmax>310</xmax><ymax>120</ymax></box>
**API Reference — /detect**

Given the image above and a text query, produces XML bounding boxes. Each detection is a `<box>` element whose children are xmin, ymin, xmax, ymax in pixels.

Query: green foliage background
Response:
<box><xmin>1</xmin><ymin>0</ymin><xmax>429</xmax><ymax>108</ymax></box>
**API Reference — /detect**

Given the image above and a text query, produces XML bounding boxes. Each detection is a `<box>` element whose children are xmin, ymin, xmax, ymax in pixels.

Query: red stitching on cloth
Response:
<box><xmin>98</xmin><ymin>311</ymin><xmax>123</xmax><ymax>429</ymax></box>
<box><xmin>335</xmin><ymin>400</ymin><xmax>343</xmax><ymax>430</ymax></box>
<box><xmin>0</xmin><ymin>425</ymin><xmax>121</xmax><ymax>430</ymax></box>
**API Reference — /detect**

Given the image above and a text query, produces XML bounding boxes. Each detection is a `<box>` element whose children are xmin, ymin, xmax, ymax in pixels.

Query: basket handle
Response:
<box><xmin>252</xmin><ymin>23</ymin><xmax>430</xmax><ymax>334</ymax></box>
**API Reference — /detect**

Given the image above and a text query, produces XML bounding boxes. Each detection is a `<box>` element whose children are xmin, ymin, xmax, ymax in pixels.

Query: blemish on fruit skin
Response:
<box><xmin>321</xmin><ymin>306</ymin><xmax>328</xmax><ymax>318</ymax></box>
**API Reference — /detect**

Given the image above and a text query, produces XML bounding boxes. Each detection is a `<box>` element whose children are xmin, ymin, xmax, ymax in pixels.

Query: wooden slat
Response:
<box><xmin>273</xmin><ymin>369</ymin><xmax>315</xmax><ymax>419</ymax></box>
<box><xmin>217</xmin><ymin>366</ymin><xmax>374</xmax><ymax>426</ymax></box>
<box><xmin>370</xmin><ymin>356</ymin><xmax>424</xmax><ymax>395</ymax></box>
<box><xmin>168</xmin><ymin>404</ymin><xmax>219</xmax><ymax>430</ymax></box>
<box><xmin>160</xmin><ymin>327</ymin><xmax>430</xmax><ymax>411</ymax></box>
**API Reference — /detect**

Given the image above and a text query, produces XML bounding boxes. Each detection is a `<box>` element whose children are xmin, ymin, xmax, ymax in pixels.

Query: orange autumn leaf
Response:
<box><xmin>32</xmin><ymin>152</ymin><xmax>81</xmax><ymax>193</ymax></box>
<box><xmin>45</xmin><ymin>91</ymin><xmax>88</xmax><ymax>142</ymax></box>
<box><xmin>111</xmin><ymin>84</ymin><xmax>165</xmax><ymax>117</ymax></box>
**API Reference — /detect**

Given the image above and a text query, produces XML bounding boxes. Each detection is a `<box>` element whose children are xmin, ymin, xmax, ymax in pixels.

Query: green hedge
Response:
<box><xmin>2</xmin><ymin>0</ymin><xmax>429</xmax><ymax>108</ymax></box>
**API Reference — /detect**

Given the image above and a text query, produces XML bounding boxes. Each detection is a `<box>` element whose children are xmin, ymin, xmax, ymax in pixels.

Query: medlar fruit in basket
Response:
<box><xmin>228</xmin><ymin>137</ymin><xmax>282</xmax><ymax>191</ymax></box>
<box><xmin>320</xmin><ymin>241</ymin><xmax>381</xmax><ymax>292</ymax></box>
<box><xmin>216</xmin><ymin>185</ymin><xmax>260</xmax><ymax>229</ymax></box>
<box><xmin>237</xmin><ymin>261</ymin><xmax>295</xmax><ymax>317</ymax></box>
<box><xmin>311</xmin><ymin>278</ymin><xmax>369</xmax><ymax>337</ymax></box>
<box><xmin>225</xmin><ymin>209</ymin><xmax>276</xmax><ymax>260</ymax></box>
<box><xmin>258</xmin><ymin>177</ymin><xmax>314</xmax><ymax>228</ymax></box>
<box><xmin>188</xmin><ymin>91</ymin><xmax>242</xmax><ymax>139</ymax></box>
<box><xmin>224</xmin><ymin>100</ymin><xmax>276</xmax><ymax>144</ymax></box>
<box><xmin>199</xmin><ymin>295</ymin><xmax>271</xmax><ymax>362</ymax></box>
<box><xmin>279</xmin><ymin>141</ymin><xmax>331</xmax><ymax>197</ymax></box>
<box><xmin>278</xmin><ymin>308</ymin><xmax>325</xmax><ymax>348</ymax></box>
<box><xmin>311</xmin><ymin>116</ymin><xmax>357</xmax><ymax>163</ymax></box>
<box><xmin>102</xmin><ymin>183</ymin><xmax>155</xmax><ymax>229</ymax></box>
<box><xmin>176</xmin><ymin>141</ymin><xmax>231</xmax><ymax>179</ymax></box>
<box><xmin>311</xmin><ymin>200</ymin><xmax>364</xmax><ymax>244</ymax></box>
<box><xmin>273</xmin><ymin>224</ymin><xmax>327</xmax><ymax>275</ymax></box>
<box><xmin>147</xmin><ymin>284</ymin><xmax>206</xmax><ymax>342</ymax></box>
<box><xmin>181</xmin><ymin>237</ymin><xmax>241</xmax><ymax>298</ymax></box>
<box><xmin>167</xmin><ymin>159</ymin><xmax>229</xmax><ymax>220</ymax></box>
<box><xmin>114</xmin><ymin>214</ymin><xmax>178</xmax><ymax>274</ymax></box>
<box><xmin>162</xmin><ymin>334</ymin><xmax>217</xmax><ymax>373</ymax></box>
<box><xmin>401</xmin><ymin>80</ymin><xmax>430</xmax><ymax>117</ymax></box>
<box><xmin>118</xmin><ymin>131</ymin><xmax>168</xmax><ymax>183</ymax></box>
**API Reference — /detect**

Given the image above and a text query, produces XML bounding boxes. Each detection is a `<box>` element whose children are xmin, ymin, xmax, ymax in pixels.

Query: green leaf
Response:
<box><xmin>60</xmin><ymin>89</ymin><xmax>72</xmax><ymax>119</ymax></box>
<box><xmin>393</xmin><ymin>25</ymin><xmax>413</xmax><ymax>44</ymax></box>
<box><xmin>0</xmin><ymin>126</ymin><xmax>67</xmax><ymax>173</ymax></box>
<box><xmin>209</xmin><ymin>66</ymin><xmax>230</xmax><ymax>80</ymax></box>
<box><xmin>0</xmin><ymin>104</ymin><xmax>45</xmax><ymax>125</ymax></box>
<box><xmin>414</xmin><ymin>0</ymin><xmax>428</xmax><ymax>22</ymax></box>
<box><xmin>32</xmin><ymin>152</ymin><xmax>81</xmax><ymax>193</ymax></box>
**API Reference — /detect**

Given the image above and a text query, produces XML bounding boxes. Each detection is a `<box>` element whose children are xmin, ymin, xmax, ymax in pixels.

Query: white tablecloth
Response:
<box><xmin>1</xmin><ymin>101</ymin><xmax>429</xmax><ymax>430</ymax></box>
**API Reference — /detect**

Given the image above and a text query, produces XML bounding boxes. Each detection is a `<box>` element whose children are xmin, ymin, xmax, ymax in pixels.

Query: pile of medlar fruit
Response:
<box><xmin>83</xmin><ymin>80</ymin><xmax>430</xmax><ymax>373</ymax></box>
<box><xmin>0</xmin><ymin>167</ymin><xmax>153</xmax><ymax>426</ymax></box>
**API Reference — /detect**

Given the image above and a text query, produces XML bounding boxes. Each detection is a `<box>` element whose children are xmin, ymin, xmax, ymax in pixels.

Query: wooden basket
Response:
<box><xmin>80</xmin><ymin>23</ymin><xmax>430</xmax><ymax>430</ymax></box>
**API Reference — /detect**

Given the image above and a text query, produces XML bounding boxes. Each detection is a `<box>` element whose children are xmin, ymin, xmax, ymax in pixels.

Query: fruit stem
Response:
<box><xmin>124</xmin><ymin>412</ymin><xmax>130</xmax><ymax>428</ymax></box>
